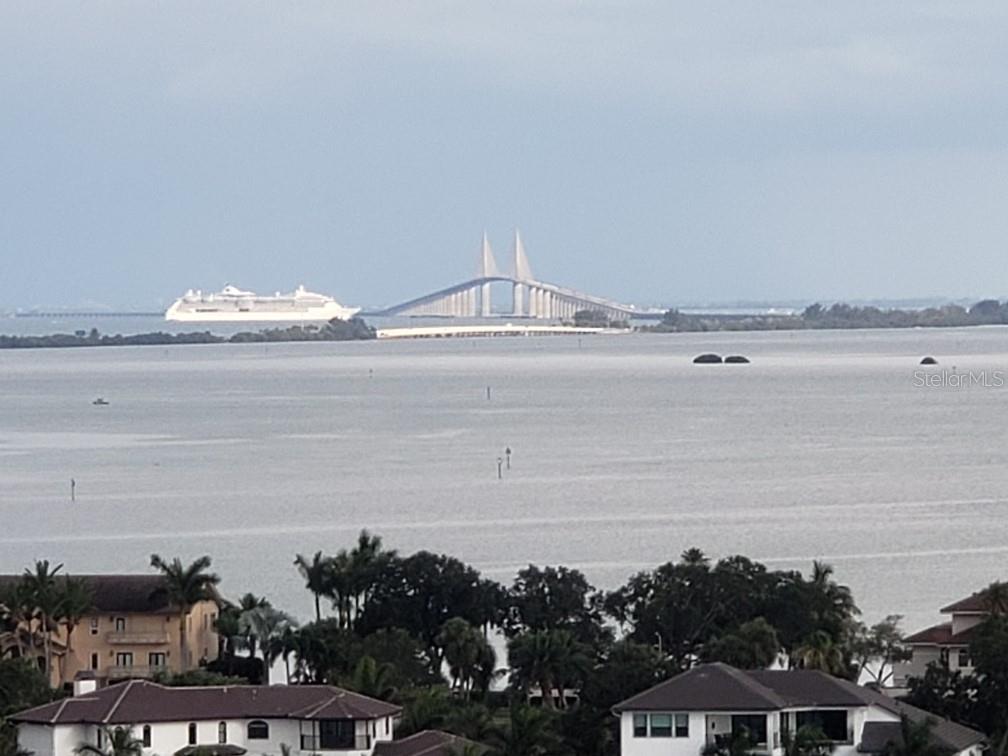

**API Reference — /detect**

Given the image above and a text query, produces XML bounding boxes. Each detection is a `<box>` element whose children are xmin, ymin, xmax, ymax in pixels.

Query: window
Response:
<box><xmin>732</xmin><ymin>714</ymin><xmax>768</xmax><ymax>745</ymax></box>
<box><xmin>958</xmin><ymin>648</ymin><xmax>971</xmax><ymax>668</ymax></box>
<box><xmin>247</xmin><ymin>721</ymin><xmax>269</xmax><ymax>740</ymax></box>
<box><xmin>142</xmin><ymin>726</ymin><xmax>151</xmax><ymax>748</ymax></box>
<box><xmin>188</xmin><ymin>723</ymin><xmax>197</xmax><ymax>745</ymax></box>
<box><xmin>115</xmin><ymin>652</ymin><xmax>133</xmax><ymax>668</ymax></box>
<box><xmin>218</xmin><ymin>722</ymin><xmax>227</xmax><ymax>744</ymax></box>
<box><xmin>90</xmin><ymin>653</ymin><xmax>99</xmax><ymax>670</ymax></box>
<box><xmin>675</xmin><ymin>713</ymin><xmax>689</xmax><ymax>738</ymax></box>
<box><xmin>939</xmin><ymin>648</ymin><xmax>950</xmax><ymax>668</ymax></box>
<box><xmin>149</xmin><ymin>652</ymin><xmax>166</xmax><ymax>669</ymax></box>
<box><xmin>319</xmin><ymin>720</ymin><xmax>355</xmax><ymax>750</ymax></box>
<box><xmin>114</xmin><ymin>617</ymin><xmax>126</xmax><ymax>632</ymax></box>
<box><xmin>385</xmin><ymin>718</ymin><xmax>389</xmax><ymax>735</ymax></box>
<box><xmin>633</xmin><ymin>714</ymin><xmax>648</xmax><ymax>737</ymax></box>
<box><xmin>90</xmin><ymin>618</ymin><xmax>99</xmax><ymax>635</ymax></box>
<box><xmin>796</xmin><ymin>710</ymin><xmax>848</xmax><ymax>742</ymax></box>
<box><xmin>650</xmin><ymin>714</ymin><xmax>673</xmax><ymax>737</ymax></box>
<box><xmin>97</xmin><ymin>729</ymin><xmax>103</xmax><ymax>748</ymax></box>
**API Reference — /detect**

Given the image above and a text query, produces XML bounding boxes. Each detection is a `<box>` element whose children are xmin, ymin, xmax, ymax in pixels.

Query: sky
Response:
<box><xmin>3</xmin><ymin>2</ymin><xmax>1008</xmax><ymax>310</ymax></box>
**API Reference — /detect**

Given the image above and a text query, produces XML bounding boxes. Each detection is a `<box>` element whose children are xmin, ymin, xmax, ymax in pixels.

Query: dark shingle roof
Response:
<box><xmin>612</xmin><ymin>663</ymin><xmax>787</xmax><ymax>712</ymax></box>
<box><xmin>374</xmin><ymin>731</ymin><xmax>487</xmax><ymax>756</ymax></box>
<box><xmin>859</xmin><ymin>721</ymin><xmax>904</xmax><ymax>752</ymax></box>
<box><xmin>612</xmin><ymin>663</ymin><xmax>985</xmax><ymax>753</ymax></box>
<box><xmin>12</xmin><ymin>681</ymin><xmax>400</xmax><ymax>725</ymax></box>
<box><xmin>0</xmin><ymin>574</ymin><xmax>218</xmax><ymax>614</ymax></box>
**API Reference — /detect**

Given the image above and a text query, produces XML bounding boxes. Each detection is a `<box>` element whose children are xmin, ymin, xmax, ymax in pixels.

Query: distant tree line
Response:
<box><xmin>648</xmin><ymin>299</ymin><xmax>1008</xmax><ymax>332</ymax></box>
<box><xmin>0</xmin><ymin>318</ymin><xmax>376</xmax><ymax>349</ymax></box>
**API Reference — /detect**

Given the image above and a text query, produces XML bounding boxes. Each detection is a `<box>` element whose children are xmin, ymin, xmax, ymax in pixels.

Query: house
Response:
<box><xmin>612</xmin><ymin>663</ymin><xmax>984</xmax><ymax>756</ymax></box>
<box><xmin>893</xmin><ymin>588</ymin><xmax>993</xmax><ymax>688</ymax></box>
<box><xmin>11</xmin><ymin>678</ymin><xmax>401</xmax><ymax>756</ymax></box>
<box><xmin>0</xmin><ymin>574</ymin><xmax>220</xmax><ymax>689</ymax></box>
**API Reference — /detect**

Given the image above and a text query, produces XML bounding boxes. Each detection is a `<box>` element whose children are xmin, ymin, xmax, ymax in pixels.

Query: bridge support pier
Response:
<box><xmin>481</xmin><ymin>283</ymin><xmax>491</xmax><ymax>317</ymax></box>
<box><xmin>512</xmin><ymin>283</ymin><xmax>524</xmax><ymax>317</ymax></box>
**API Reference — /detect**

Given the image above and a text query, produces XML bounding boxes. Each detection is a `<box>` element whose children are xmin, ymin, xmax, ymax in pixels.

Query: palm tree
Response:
<box><xmin>0</xmin><ymin>581</ymin><xmax>31</xmax><ymax>659</ymax></box>
<box><xmin>23</xmin><ymin>560</ymin><xmax>63</xmax><ymax>681</ymax></box>
<box><xmin>438</xmin><ymin>618</ymin><xmax>489</xmax><ymax>698</ymax></box>
<box><xmin>507</xmin><ymin>629</ymin><xmax>589</xmax><ymax>710</ymax></box>
<box><xmin>294</xmin><ymin>552</ymin><xmax>329</xmax><ymax>622</ymax></box>
<box><xmin>149</xmin><ymin>554</ymin><xmax>220</xmax><ymax>672</ymax></box>
<box><xmin>795</xmin><ymin>630</ymin><xmax>845</xmax><ymax>675</ymax></box>
<box><xmin>74</xmin><ymin>726</ymin><xmax>144</xmax><ymax>756</ymax></box>
<box><xmin>239</xmin><ymin>605</ymin><xmax>296</xmax><ymax>685</ymax></box>
<box><xmin>397</xmin><ymin>687</ymin><xmax>451</xmax><ymax>738</ymax></box>
<box><xmin>345</xmin><ymin>655</ymin><xmax>397</xmax><ymax>700</ymax></box>
<box><xmin>56</xmin><ymin>576</ymin><xmax>94</xmax><ymax>686</ymax></box>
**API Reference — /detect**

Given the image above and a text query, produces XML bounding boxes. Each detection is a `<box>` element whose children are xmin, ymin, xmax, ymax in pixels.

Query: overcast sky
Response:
<box><xmin>3</xmin><ymin>2</ymin><xmax>1008</xmax><ymax>310</ymax></box>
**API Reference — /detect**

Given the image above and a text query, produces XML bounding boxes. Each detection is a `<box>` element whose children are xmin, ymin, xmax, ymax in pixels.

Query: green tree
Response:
<box><xmin>1</xmin><ymin>657</ymin><xmax>54</xmax><ymax>756</ymax></box>
<box><xmin>22</xmin><ymin>561</ymin><xmax>63</xmax><ymax>681</ymax></box>
<box><xmin>487</xmin><ymin>704</ymin><xmax>565</xmax><ymax>756</ymax></box>
<box><xmin>437</xmin><ymin>618</ymin><xmax>495</xmax><ymax>700</ymax></box>
<box><xmin>56</xmin><ymin>577</ymin><xmax>94</xmax><ymax>687</ymax></box>
<box><xmin>149</xmin><ymin>555</ymin><xmax>220</xmax><ymax>672</ymax></box>
<box><xmin>703</xmin><ymin>618</ymin><xmax>781</xmax><ymax>669</ymax></box>
<box><xmin>795</xmin><ymin>631</ymin><xmax>846</xmax><ymax>675</ymax></box>
<box><xmin>344</xmin><ymin>655</ymin><xmax>397</xmax><ymax>701</ymax></box>
<box><xmin>397</xmin><ymin>687</ymin><xmax>451</xmax><ymax>738</ymax></box>
<box><xmin>507</xmin><ymin>630</ymin><xmax>589</xmax><ymax>710</ymax></box>
<box><xmin>73</xmin><ymin>726</ymin><xmax>144</xmax><ymax>756</ymax></box>
<box><xmin>848</xmin><ymin>615</ymin><xmax>909</xmax><ymax>687</ymax></box>
<box><xmin>504</xmin><ymin>566</ymin><xmax>609</xmax><ymax>649</ymax></box>
<box><xmin>294</xmin><ymin>551</ymin><xmax>329</xmax><ymax>622</ymax></box>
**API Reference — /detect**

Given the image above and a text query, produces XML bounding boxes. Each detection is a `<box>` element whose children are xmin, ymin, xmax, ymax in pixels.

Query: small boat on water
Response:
<box><xmin>92</xmin><ymin>398</ymin><xmax>109</xmax><ymax>406</ymax></box>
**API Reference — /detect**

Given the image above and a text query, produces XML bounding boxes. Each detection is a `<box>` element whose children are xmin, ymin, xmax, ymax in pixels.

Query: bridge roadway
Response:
<box><xmin>375</xmin><ymin>323</ymin><xmax>625</xmax><ymax>339</ymax></box>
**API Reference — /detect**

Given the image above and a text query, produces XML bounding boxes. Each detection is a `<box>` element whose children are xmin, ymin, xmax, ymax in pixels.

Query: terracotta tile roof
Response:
<box><xmin>941</xmin><ymin>591</ymin><xmax>995</xmax><ymax>614</ymax></box>
<box><xmin>0</xmin><ymin>574</ymin><xmax>219</xmax><ymax>614</ymax></box>
<box><xmin>11</xmin><ymin>681</ymin><xmax>400</xmax><ymax>725</ymax></box>
<box><xmin>905</xmin><ymin>622</ymin><xmax>976</xmax><ymax>646</ymax></box>
<box><xmin>374</xmin><ymin>731</ymin><xmax>487</xmax><ymax>756</ymax></box>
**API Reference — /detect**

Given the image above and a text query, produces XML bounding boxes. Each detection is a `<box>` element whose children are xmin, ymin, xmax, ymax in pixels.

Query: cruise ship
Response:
<box><xmin>165</xmin><ymin>284</ymin><xmax>360</xmax><ymax>323</ymax></box>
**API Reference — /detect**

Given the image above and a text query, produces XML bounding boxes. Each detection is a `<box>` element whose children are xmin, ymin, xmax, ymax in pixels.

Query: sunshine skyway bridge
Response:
<box><xmin>366</xmin><ymin>232</ymin><xmax>663</xmax><ymax>321</ymax></box>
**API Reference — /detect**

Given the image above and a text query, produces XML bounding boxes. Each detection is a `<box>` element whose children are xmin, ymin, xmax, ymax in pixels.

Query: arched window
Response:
<box><xmin>247</xmin><ymin>721</ymin><xmax>269</xmax><ymax>740</ymax></box>
<box><xmin>218</xmin><ymin>722</ymin><xmax>227</xmax><ymax>744</ymax></box>
<box><xmin>142</xmin><ymin>725</ymin><xmax>151</xmax><ymax>748</ymax></box>
<box><xmin>188</xmin><ymin>723</ymin><xmax>197</xmax><ymax>745</ymax></box>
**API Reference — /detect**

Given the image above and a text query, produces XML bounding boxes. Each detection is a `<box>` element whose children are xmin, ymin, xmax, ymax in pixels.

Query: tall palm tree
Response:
<box><xmin>239</xmin><ymin>605</ymin><xmax>296</xmax><ymax>685</ymax></box>
<box><xmin>294</xmin><ymin>552</ymin><xmax>329</xmax><ymax>622</ymax></box>
<box><xmin>149</xmin><ymin>555</ymin><xmax>220</xmax><ymax>672</ymax></box>
<box><xmin>23</xmin><ymin>560</ymin><xmax>63</xmax><ymax>681</ymax></box>
<box><xmin>56</xmin><ymin>576</ymin><xmax>94</xmax><ymax>686</ymax></box>
<box><xmin>74</xmin><ymin>726</ymin><xmax>144</xmax><ymax>756</ymax></box>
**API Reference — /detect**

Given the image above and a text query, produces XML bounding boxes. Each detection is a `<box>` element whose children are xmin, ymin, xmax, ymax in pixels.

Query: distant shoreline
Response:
<box><xmin>0</xmin><ymin>318</ymin><xmax>376</xmax><ymax>350</ymax></box>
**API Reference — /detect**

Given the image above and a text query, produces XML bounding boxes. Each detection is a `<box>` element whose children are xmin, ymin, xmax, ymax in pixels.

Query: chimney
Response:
<box><xmin>73</xmin><ymin>670</ymin><xmax>98</xmax><ymax>696</ymax></box>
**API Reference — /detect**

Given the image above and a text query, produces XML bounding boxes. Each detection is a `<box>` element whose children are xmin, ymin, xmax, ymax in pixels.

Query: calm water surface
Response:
<box><xmin>2</xmin><ymin>328</ymin><xmax>1007</xmax><ymax>633</ymax></box>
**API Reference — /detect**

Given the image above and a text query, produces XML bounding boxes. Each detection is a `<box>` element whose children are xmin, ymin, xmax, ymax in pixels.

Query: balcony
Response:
<box><xmin>105</xmin><ymin>631</ymin><xmax>170</xmax><ymax>645</ymax></box>
<box><xmin>107</xmin><ymin>665</ymin><xmax>165</xmax><ymax>680</ymax></box>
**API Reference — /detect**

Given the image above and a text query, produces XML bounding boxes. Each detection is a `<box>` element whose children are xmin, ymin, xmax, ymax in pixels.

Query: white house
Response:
<box><xmin>12</xmin><ymin>678</ymin><xmax>401</xmax><ymax>756</ymax></box>
<box><xmin>612</xmin><ymin>663</ymin><xmax>984</xmax><ymax>756</ymax></box>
